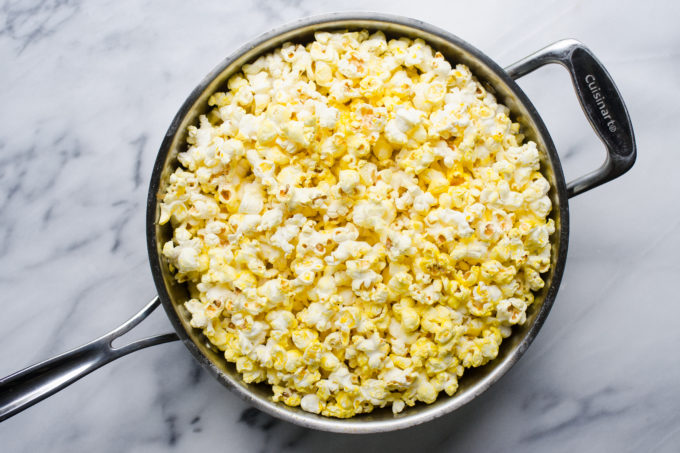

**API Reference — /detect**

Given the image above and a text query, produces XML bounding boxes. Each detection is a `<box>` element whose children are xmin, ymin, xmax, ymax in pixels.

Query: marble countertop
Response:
<box><xmin>1</xmin><ymin>0</ymin><xmax>678</xmax><ymax>451</ymax></box>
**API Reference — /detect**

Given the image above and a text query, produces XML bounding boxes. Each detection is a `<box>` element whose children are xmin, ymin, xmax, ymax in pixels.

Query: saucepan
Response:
<box><xmin>0</xmin><ymin>12</ymin><xmax>636</xmax><ymax>433</ymax></box>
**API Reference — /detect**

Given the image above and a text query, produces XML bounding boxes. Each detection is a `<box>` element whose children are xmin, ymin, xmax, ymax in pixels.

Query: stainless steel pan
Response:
<box><xmin>0</xmin><ymin>12</ymin><xmax>636</xmax><ymax>433</ymax></box>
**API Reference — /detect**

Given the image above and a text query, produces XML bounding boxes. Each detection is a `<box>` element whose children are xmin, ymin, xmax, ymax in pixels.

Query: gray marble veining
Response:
<box><xmin>1</xmin><ymin>0</ymin><xmax>679</xmax><ymax>452</ymax></box>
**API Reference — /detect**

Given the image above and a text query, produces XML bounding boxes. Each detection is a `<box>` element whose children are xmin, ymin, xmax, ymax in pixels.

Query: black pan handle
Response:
<box><xmin>0</xmin><ymin>297</ymin><xmax>178</xmax><ymax>422</ymax></box>
<box><xmin>505</xmin><ymin>39</ymin><xmax>636</xmax><ymax>198</ymax></box>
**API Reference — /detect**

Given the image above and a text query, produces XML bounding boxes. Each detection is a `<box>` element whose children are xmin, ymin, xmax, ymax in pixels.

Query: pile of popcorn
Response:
<box><xmin>160</xmin><ymin>30</ymin><xmax>554</xmax><ymax>418</ymax></box>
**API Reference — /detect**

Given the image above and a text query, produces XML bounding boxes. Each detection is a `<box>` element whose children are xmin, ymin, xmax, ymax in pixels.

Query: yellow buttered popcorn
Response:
<box><xmin>160</xmin><ymin>30</ymin><xmax>553</xmax><ymax>418</ymax></box>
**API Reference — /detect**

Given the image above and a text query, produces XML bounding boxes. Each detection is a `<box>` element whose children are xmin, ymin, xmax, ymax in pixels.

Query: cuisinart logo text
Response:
<box><xmin>585</xmin><ymin>74</ymin><xmax>617</xmax><ymax>132</ymax></box>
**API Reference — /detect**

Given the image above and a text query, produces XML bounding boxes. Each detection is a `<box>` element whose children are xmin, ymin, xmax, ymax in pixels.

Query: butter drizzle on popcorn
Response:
<box><xmin>160</xmin><ymin>30</ymin><xmax>554</xmax><ymax>418</ymax></box>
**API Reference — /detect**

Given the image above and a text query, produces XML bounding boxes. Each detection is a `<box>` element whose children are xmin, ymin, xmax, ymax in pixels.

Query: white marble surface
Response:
<box><xmin>0</xmin><ymin>0</ymin><xmax>678</xmax><ymax>451</ymax></box>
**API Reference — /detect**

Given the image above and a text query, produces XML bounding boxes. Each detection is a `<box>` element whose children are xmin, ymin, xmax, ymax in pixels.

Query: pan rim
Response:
<box><xmin>146</xmin><ymin>11</ymin><xmax>569</xmax><ymax>433</ymax></box>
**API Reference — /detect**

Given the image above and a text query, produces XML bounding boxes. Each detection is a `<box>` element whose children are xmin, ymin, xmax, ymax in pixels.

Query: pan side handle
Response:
<box><xmin>0</xmin><ymin>297</ymin><xmax>178</xmax><ymax>422</ymax></box>
<box><xmin>505</xmin><ymin>39</ymin><xmax>636</xmax><ymax>198</ymax></box>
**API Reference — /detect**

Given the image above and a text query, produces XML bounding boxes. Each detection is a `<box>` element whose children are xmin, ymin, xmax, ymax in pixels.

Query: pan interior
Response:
<box><xmin>147</xmin><ymin>13</ymin><xmax>569</xmax><ymax>433</ymax></box>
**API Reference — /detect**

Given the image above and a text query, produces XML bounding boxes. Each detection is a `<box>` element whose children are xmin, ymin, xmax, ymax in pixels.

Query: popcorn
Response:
<box><xmin>300</xmin><ymin>394</ymin><xmax>323</xmax><ymax>414</ymax></box>
<box><xmin>160</xmin><ymin>31</ymin><xmax>553</xmax><ymax>419</ymax></box>
<box><xmin>413</xmin><ymin>192</ymin><xmax>436</xmax><ymax>214</ymax></box>
<box><xmin>496</xmin><ymin>298</ymin><xmax>528</xmax><ymax>325</ymax></box>
<box><xmin>317</xmin><ymin>103</ymin><xmax>340</xmax><ymax>128</ymax></box>
<box><xmin>185</xmin><ymin>299</ymin><xmax>209</xmax><ymax>328</ymax></box>
<box><xmin>338</xmin><ymin>169</ymin><xmax>361</xmax><ymax>194</ymax></box>
<box><xmin>257</xmin><ymin>207</ymin><xmax>283</xmax><ymax>232</ymax></box>
<box><xmin>356</xmin><ymin>333</ymin><xmax>388</xmax><ymax>369</ymax></box>
<box><xmin>238</xmin><ymin>182</ymin><xmax>264</xmax><ymax>214</ymax></box>
<box><xmin>385</xmin><ymin>107</ymin><xmax>424</xmax><ymax>145</ymax></box>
